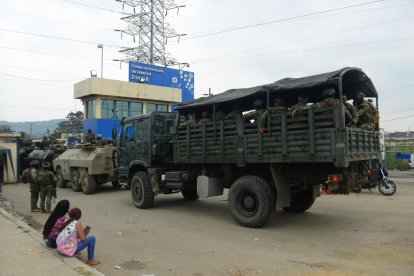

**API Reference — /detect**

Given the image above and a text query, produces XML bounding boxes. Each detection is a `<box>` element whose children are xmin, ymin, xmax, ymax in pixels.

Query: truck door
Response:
<box><xmin>118</xmin><ymin>122</ymin><xmax>136</xmax><ymax>179</ymax></box>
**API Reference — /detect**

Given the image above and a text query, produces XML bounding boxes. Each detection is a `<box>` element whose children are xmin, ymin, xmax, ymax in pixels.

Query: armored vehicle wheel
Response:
<box><xmin>131</xmin><ymin>171</ymin><xmax>154</xmax><ymax>209</ymax></box>
<box><xmin>181</xmin><ymin>186</ymin><xmax>198</xmax><ymax>201</ymax></box>
<box><xmin>71</xmin><ymin>169</ymin><xmax>82</xmax><ymax>192</ymax></box>
<box><xmin>79</xmin><ymin>168</ymin><xmax>96</xmax><ymax>194</ymax></box>
<box><xmin>228</xmin><ymin>175</ymin><xmax>276</xmax><ymax>228</ymax></box>
<box><xmin>56</xmin><ymin>167</ymin><xmax>68</xmax><ymax>188</ymax></box>
<box><xmin>282</xmin><ymin>188</ymin><xmax>315</xmax><ymax>213</ymax></box>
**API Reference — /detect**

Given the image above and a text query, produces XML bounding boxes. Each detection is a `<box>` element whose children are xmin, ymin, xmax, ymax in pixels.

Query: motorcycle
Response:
<box><xmin>360</xmin><ymin>168</ymin><xmax>397</xmax><ymax>196</ymax></box>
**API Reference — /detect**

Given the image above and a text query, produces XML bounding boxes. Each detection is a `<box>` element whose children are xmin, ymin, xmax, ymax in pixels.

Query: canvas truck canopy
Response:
<box><xmin>175</xmin><ymin>67</ymin><xmax>377</xmax><ymax>113</ymax></box>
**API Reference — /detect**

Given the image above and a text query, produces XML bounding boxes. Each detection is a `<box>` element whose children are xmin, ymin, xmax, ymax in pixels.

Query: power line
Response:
<box><xmin>0</xmin><ymin>72</ymin><xmax>80</xmax><ymax>82</ymax></box>
<box><xmin>382</xmin><ymin>114</ymin><xmax>414</xmax><ymax>122</ymax></box>
<box><xmin>0</xmin><ymin>9</ymin><xmax>115</xmax><ymax>31</ymax></box>
<box><xmin>190</xmin><ymin>15</ymin><xmax>414</xmax><ymax>63</ymax></box>
<box><xmin>0</xmin><ymin>104</ymin><xmax>78</xmax><ymax>111</ymax></box>
<box><xmin>0</xmin><ymin>27</ymin><xmax>130</xmax><ymax>48</ymax></box>
<box><xmin>62</xmin><ymin>0</ymin><xmax>128</xmax><ymax>14</ymax></box>
<box><xmin>181</xmin><ymin>0</ymin><xmax>385</xmax><ymax>40</ymax></box>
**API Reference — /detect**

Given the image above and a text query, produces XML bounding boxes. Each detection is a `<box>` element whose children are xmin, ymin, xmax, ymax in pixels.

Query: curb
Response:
<box><xmin>0</xmin><ymin>207</ymin><xmax>104</xmax><ymax>276</ymax></box>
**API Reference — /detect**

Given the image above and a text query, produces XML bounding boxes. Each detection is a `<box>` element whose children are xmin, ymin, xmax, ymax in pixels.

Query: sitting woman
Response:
<box><xmin>56</xmin><ymin>207</ymin><xmax>100</xmax><ymax>266</ymax></box>
<box><xmin>42</xmin><ymin>199</ymin><xmax>70</xmax><ymax>248</ymax></box>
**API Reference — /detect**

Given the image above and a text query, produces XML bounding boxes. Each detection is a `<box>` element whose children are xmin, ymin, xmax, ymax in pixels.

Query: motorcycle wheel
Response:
<box><xmin>378</xmin><ymin>179</ymin><xmax>397</xmax><ymax>196</ymax></box>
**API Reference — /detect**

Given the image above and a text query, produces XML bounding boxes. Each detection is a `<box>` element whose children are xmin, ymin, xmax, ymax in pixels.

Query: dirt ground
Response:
<box><xmin>1</xmin><ymin>170</ymin><xmax>414</xmax><ymax>276</ymax></box>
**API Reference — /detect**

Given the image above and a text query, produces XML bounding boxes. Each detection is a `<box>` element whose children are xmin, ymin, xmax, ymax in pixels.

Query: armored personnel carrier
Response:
<box><xmin>53</xmin><ymin>143</ymin><xmax>118</xmax><ymax>194</ymax></box>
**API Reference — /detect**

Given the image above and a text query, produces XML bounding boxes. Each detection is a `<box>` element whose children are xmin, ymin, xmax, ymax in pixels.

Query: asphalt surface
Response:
<box><xmin>1</xmin><ymin>170</ymin><xmax>414</xmax><ymax>276</ymax></box>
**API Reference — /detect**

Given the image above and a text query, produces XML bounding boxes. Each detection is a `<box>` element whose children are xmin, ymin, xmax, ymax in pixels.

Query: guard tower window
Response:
<box><xmin>101</xmin><ymin>99</ymin><xmax>115</xmax><ymax>118</ymax></box>
<box><xmin>147</xmin><ymin>103</ymin><xmax>168</xmax><ymax>113</ymax></box>
<box><xmin>130</xmin><ymin>102</ymin><xmax>143</xmax><ymax>117</ymax></box>
<box><xmin>86</xmin><ymin>100</ymin><xmax>96</xmax><ymax>119</ymax></box>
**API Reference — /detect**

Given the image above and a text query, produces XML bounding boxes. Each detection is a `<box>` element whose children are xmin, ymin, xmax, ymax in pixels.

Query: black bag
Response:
<box><xmin>48</xmin><ymin>236</ymin><xmax>57</xmax><ymax>248</ymax></box>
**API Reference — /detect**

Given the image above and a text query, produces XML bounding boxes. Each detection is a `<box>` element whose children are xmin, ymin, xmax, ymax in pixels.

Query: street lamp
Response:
<box><xmin>97</xmin><ymin>44</ymin><xmax>103</xmax><ymax>78</ymax></box>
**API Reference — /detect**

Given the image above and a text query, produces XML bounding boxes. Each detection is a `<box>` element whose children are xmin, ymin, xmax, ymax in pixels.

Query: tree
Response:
<box><xmin>53</xmin><ymin>111</ymin><xmax>84</xmax><ymax>137</ymax></box>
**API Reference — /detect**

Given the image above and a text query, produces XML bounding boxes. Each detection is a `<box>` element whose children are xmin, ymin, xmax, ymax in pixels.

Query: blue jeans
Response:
<box><xmin>76</xmin><ymin>236</ymin><xmax>96</xmax><ymax>260</ymax></box>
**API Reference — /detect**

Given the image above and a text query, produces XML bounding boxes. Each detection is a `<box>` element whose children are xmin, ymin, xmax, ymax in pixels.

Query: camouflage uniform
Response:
<box><xmin>22</xmin><ymin>160</ymin><xmax>41</xmax><ymax>212</ymax></box>
<box><xmin>343</xmin><ymin>102</ymin><xmax>359</xmax><ymax>127</ymax></box>
<box><xmin>37</xmin><ymin>162</ymin><xmax>57</xmax><ymax>213</ymax></box>
<box><xmin>259</xmin><ymin>99</ymin><xmax>288</xmax><ymax>129</ymax></box>
<box><xmin>215</xmin><ymin>111</ymin><xmax>226</xmax><ymax>120</ymax></box>
<box><xmin>179</xmin><ymin>114</ymin><xmax>198</xmax><ymax>127</ymax></box>
<box><xmin>96</xmin><ymin>134</ymin><xmax>107</xmax><ymax>147</ymax></box>
<box><xmin>289</xmin><ymin>95</ymin><xmax>310</xmax><ymax>116</ymax></box>
<box><xmin>197</xmin><ymin>111</ymin><xmax>212</xmax><ymax>125</ymax></box>
<box><xmin>357</xmin><ymin>101</ymin><xmax>378</xmax><ymax>131</ymax></box>
<box><xmin>244</xmin><ymin>99</ymin><xmax>265</xmax><ymax>121</ymax></box>
<box><xmin>84</xmin><ymin>129</ymin><xmax>96</xmax><ymax>143</ymax></box>
<box><xmin>225</xmin><ymin>109</ymin><xmax>243</xmax><ymax>120</ymax></box>
<box><xmin>311</xmin><ymin>97</ymin><xmax>339</xmax><ymax>109</ymax></box>
<box><xmin>354</xmin><ymin>91</ymin><xmax>378</xmax><ymax>131</ymax></box>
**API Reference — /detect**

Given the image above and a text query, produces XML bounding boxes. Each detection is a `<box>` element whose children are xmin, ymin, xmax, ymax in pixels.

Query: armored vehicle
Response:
<box><xmin>53</xmin><ymin>143</ymin><xmax>117</xmax><ymax>194</ymax></box>
<box><xmin>118</xmin><ymin>67</ymin><xmax>382</xmax><ymax>227</ymax></box>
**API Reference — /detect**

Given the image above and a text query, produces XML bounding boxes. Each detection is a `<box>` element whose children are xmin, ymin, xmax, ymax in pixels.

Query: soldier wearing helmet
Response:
<box><xmin>224</xmin><ymin>105</ymin><xmax>242</xmax><ymax>120</ymax></box>
<box><xmin>37</xmin><ymin>161</ymin><xmax>57</xmax><ymax>213</ymax></box>
<box><xmin>259</xmin><ymin>98</ymin><xmax>288</xmax><ymax>133</ymax></box>
<box><xmin>197</xmin><ymin>111</ymin><xmax>212</xmax><ymax>125</ymax></box>
<box><xmin>342</xmin><ymin>95</ymin><xmax>359</xmax><ymax>127</ymax></box>
<box><xmin>244</xmin><ymin>99</ymin><xmax>266</xmax><ymax>122</ymax></box>
<box><xmin>353</xmin><ymin>91</ymin><xmax>378</xmax><ymax>131</ymax></box>
<box><xmin>83</xmin><ymin>128</ymin><xmax>96</xmax><ymax>144</ymax></box>
<box><xmin>22</xmin><ymin>159</ymin><xmax>41</xmax><ymax>212</ymax></box>
<box><xmin>96</xmin><ymin>134</ymin><xmax>107</xmax><ymax>147</ymax></box>
<box><xmin>311</xmin><ymin>87</ymin><xmax>338</xmax><ymax>109</ymax></box>
<box><xmin>289</xmin><ymin>94</ymin><xmax>310</xmax><ymax>117</ymax></box>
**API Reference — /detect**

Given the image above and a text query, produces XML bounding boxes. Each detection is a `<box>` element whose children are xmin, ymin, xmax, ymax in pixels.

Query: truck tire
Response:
<box><xmin>56</xmin><ymin>167</ymin><xmax>68</xmax><ymax>188</ymax></box>
<box><xmin>71</xmin><ymin>169</ymin><xmax>82</xmax><ymax>192</ymax></box>
<box><xmin>228</xmin><ymin>175</ymin><xmax>276</xmax><ymax>228</ymax></box>
<box><xmin>79</xmin><ymin>169</ymin><xmax>96</xmax><ymax>194</ymax></box>
<box><xmin>131</xmin><ymin>171</ymin><xmax>154</xmax><ymax>209</ymax></box>
<box><xmin>282</xmin><ymin>188</ymin><xmax>315</xmax><ymax>213</ymax></box>
<box><xmin>181</xmin><ymin>186</ymin><xmax>198</xmax><ymax>200</ymax></box>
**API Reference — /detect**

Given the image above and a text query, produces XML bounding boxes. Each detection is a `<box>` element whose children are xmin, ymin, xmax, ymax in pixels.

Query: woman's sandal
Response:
<box><xmin>86</xmin><ymin>259</ymin><xmax>101</xmax><ymax>266</ymax></box>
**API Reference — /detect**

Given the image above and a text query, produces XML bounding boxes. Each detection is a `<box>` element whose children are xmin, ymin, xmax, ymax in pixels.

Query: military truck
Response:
<box><xmin>118</xmin><ymin>67</ymin><xmax>382</xmax><ymax>227</ymax></box>
<box><xmin>53</xmin><ymin>143</ymin><xmax>118</xmax><ymax>194</ymax></box>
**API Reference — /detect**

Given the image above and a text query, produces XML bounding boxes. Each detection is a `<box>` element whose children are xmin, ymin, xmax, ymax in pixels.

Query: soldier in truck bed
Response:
<box><xmin>244</xmin><ymin>99</ymin><xmax>265</xmax><ymax>121</ymax></box>
<box><xmin>342</xmin><ymin>95</ymin><xmax>359</xmax><ymax>127</ymax></box>
<box><xmin>259</xmin><ymin>98</ymin><xmax>288</xmax><ymax>133</ymax></box>
<box><xmin>289</xmin><ymin>94</ymin><xmax>310</xmax><ymax>117</ymax></box>
<box><xmin>179</xmin><ymin>113</ymin><xmax>198</xmax><ymax>127</ymax></box>
<box><xmin>353</xmin><ymin>91</ymin><xmax>379</xmax><ymax>131</ymax></box>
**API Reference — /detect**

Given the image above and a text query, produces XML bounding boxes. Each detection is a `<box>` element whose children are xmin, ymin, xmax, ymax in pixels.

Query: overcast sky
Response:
<box><xmin>0</xmin><ymin>0</ymin><xmax>413</xmax><ymax>132</ymax></box>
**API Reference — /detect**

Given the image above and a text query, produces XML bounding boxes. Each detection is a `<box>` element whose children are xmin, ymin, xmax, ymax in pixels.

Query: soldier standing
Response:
<box><xmin>353</xmin><ymin>91</ymin><xmax>378</xmax><ymax>131</ymax></box>
<box><xmin>342</xmin><ymin>95</ymin><xmax>359</xmax><ymax>127</ymax></box>
<box><xmin>289</xmin><ymin>94</ymin><xmax>309</xmax><ymax>117</ymax></box>
<box><xmin>37</xmin><ymin>162</ymin><xmax>57</xmax><ymax>213</ymax></box>
<box><xmin>22</xmin><ymin>160</ymin><xmax>41</xmax><ymax>212</ymax></box>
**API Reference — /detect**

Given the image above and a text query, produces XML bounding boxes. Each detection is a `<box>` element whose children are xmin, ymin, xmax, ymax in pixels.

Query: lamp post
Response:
<box><xmin>203</xmin><ymin>88</ymin><xmax>212</xmax><ymax>97</ymax></box>
<box><xmin>97</xmin><ymin>44</ymin><xmax>103</xmax><ymax>78</ymax></box>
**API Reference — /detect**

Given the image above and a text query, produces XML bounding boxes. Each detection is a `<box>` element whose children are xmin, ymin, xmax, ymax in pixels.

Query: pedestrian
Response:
<box><xmin>22</xmin><ymin>159</ymin><xmax>41</xmax><ymax>212</ymax></box>
<box><xmin>42</xmin><ymin>199</ymin><xmax>70</xmax><ymax>248</ymax></box>
<box><xmin>56</xmin><ymin>207</ymin><xmax>101</xmax><ymax>266</ymax></box>
<box><xmin>37</xmin><ymin>161</ymin><xmax>57</xmax><ymax>213</ymax></box>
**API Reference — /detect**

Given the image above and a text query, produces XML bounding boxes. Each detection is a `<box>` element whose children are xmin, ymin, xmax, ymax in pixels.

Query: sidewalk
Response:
<box><xmin>0</xmin><ymin>206</ymin><xmax>104</xmax><ymax>276</ymax></box>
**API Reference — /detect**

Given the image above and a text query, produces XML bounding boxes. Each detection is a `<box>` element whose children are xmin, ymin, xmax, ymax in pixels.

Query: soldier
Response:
<box><xmin>215</xmin><ymin>110</ymin><xmax>226</xmax><ymax>120</ymax></box>
<box><xmin>353</xmin><ymin>91</ymin><xmax>379</xmax><ymax>131</ymax></box>
<box><xmin>289</xmin><ymin>94</ymin><xmax>309</xmax><ymax>117</ymax></box>
<box><xmin>311</xmin><ymin>88</ymin><xmax>339</xmax><ymax>109</ymax></box>
<box><xmin>259</xmin><ymin>98</ymin><xmax>288</xmax><ymax>133</ymax></box>
<box><xmin>37</xmin><ymin>161</ymin><xmax>57</xmax><ymax>213</ymax></box>
<box><xmin>179</xmin><ymin>113</ymin><xmax>198</xmax><ymax>127</ymax></box>
<box><xmin>197</xmin><ymin>111</ymin><xmax>212</xmax><ymax>125</ymax></box>
<box><xmin>22</xmin><ymin>160</ymin><xmax>41</xmax><ymax>212</ymax></box>
<box><xmin>225</xmin><ymin>105</ymin><xmax>243</xmax><ymax>120</ymax></box>
<box><xmin>342</xmin><ymin>95</ymin><xmax>359</xmax><ymax>127</ymax></box>
<box><xmin>244</xmin><ymin>99</ymin><xmax>265</xmax><ymax>121</ymax></box>
<box><xmin>83</xmin><ymin>128</ymin><xmax>96</xmax><ymax>144</ymax></box>
<box><xmin>96</xmin><ymin>134</ymin><xmax>107</xmax><ymax>147</ymax></box>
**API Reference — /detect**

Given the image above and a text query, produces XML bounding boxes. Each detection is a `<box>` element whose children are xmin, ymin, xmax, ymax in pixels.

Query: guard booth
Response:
<box><xmin>74</xmin><ymin>78</ymin><xmax>183</xmax><ymax>139</ymax></box>
<box><xmin>0</xmin><ymin>132</ymin><xmax>20</xmax><ymax>184</ymax></box>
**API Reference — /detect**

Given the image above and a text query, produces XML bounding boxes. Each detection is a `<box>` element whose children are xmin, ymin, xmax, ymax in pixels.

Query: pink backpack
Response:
<box><xmin>56</xmin><ymin>223</ymin><xmax>78</xmax><ymax>256</ymax></box>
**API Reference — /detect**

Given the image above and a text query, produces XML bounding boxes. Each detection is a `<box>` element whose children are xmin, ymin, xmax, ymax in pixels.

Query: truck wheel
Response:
<box><xmin>228</xmin><ymin>175</ymin><xmax>276</xmax><ymax>228</ymax></box>
<box><xmin>282</xmin><ymin>188</ymin><xmax>315</xmax><ymax>212</ymax></box>
<box><xmin>131</xmin><ymin>171</ymin><xmax>154</xmax><ymax>209</ymax></box>
<box><xmin>56</xmin><ymin>167</ymin><xmax>68</xmax><ymax>188</ymax></box>
<box><xmin>181</xmin><ymin>186</ymin><xmax>198</xmax><ymax>200</ymax></box>
<box><xmin>71</xmin><ymin>169</ymin><xmax>82</xmax><ymax>192</ymax></box>
<box><xmin>79</xmin><ymin>169</ymin><xmax>96</xmax><ymax>194</ymax></box>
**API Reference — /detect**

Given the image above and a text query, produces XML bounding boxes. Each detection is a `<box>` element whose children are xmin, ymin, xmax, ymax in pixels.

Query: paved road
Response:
<box><xmin>2</xmin><ymin>172</ymin><xmax>414</xmax><ymax>276</ymax></box>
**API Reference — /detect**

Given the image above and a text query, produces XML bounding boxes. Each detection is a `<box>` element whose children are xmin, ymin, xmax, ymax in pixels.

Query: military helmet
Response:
<box><xmin>42</xmin><ymin>161</ymin><xmax>51</xmax><ymax>168</ymax></box>
<box><xmin>30</xmin><ymin>160</ymin><xmax>39</xmax><ymax>166</ymax></box>
<box><xmin>321</xmin><ymin>88</ymin><xmax>336</xmax><ymax>99</ymax></box>
<box><xmin>273</xmin><ymin>98</ymin><xmax>285</xmax><ymax>105</ymax></box>
<box><xmin>96</xmin><ymin>134</ymin><xmax>103</xmax><ymax>140</ymax></box>
<box><xmin>253</xmin><ymin>99</ymin><xmax>264</xmax><ymax>109</ymax></box>
<box><xmin>355</xmin><ymin>91</ymin><xmax>365</xmax><ymax>101</ymax></box>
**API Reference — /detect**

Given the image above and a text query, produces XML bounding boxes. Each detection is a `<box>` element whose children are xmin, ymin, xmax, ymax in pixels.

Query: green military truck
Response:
<box><xmin>118</xmin><ymin>67</ymin><xmax>381</xmax><ymax>227</ymax></box>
